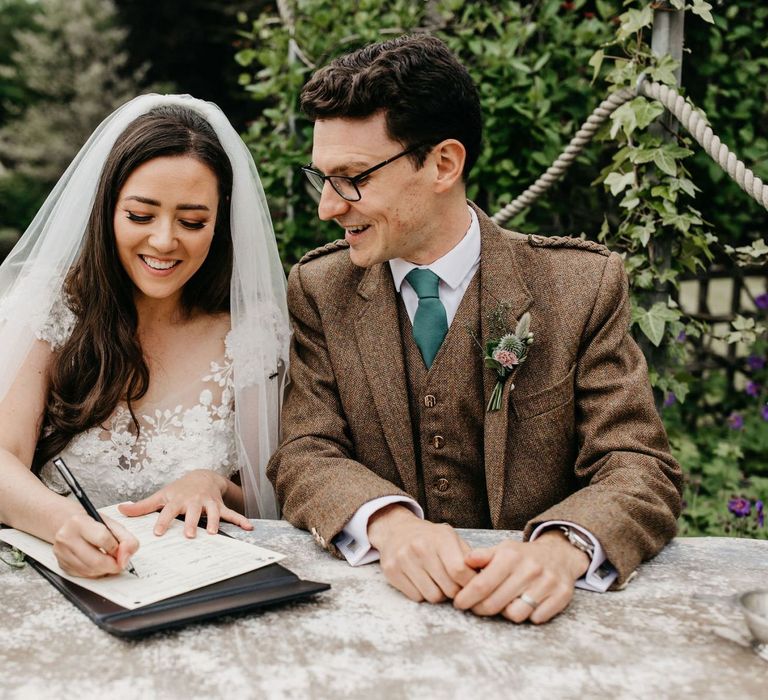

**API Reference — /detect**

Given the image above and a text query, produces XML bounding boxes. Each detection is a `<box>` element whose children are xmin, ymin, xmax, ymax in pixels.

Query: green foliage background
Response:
<box><xmin>236</xmin><ymin>0</ymin><xmax>768</xmax><ymax>538</ymax></box>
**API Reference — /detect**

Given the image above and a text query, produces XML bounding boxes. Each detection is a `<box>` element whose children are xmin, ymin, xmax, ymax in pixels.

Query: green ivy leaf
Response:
<box><xmin>629</xmin><ymin>222</ymin><xmax>655</xmax><ymax>247</ymax></box>
<box><xmin>618</xmin><ymin>6</ymin><xmax>653</xmax><ymax>41</ymax></box>
<box><xmin>632</xmin><ymin>302</ymin><xmax>681</xmax><ymax>347</ymax></box>
<box><xmin>648</xmin><ymin>55</ymin><xmax>680</xmax><ymax>85</ymax></box>
<box><xmin>588</xmin><ymin>49</ymin><xmax>604</xmax><ymax>83</ymax></box>
<box><xmin>691</xmin><ymin>0</ymin><xmax>715</xmax><ymax>24</ymax></box>
<box><xmin>610</xmin><ymin>102</ymin><xmax>637</xmax><ymax>138</ymax></box>
<box><xmin>653</xmin><ymin>149</ymin><xmax>678</xmax><ymax>176</ymax></box>
<box><xmin>620</xmin><ymin>193</ymin><xmax>641</xmax><ymax>210</ymax></box>
<box><xmin>604</xmin><ymin>171</ymin><xmax>635</xmax><ymax>196</ymax></box>
<box><xmin>633</xmin><ymin>97</ymin><xmax>665</xmax><ymax>129</ymax></box>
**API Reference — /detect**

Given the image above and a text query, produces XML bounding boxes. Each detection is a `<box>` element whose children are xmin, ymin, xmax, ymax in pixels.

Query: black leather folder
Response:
<box><xmin>26</xmin><ymin>554</ymin><xmax>330</xmax><ymax>638</ymax></box>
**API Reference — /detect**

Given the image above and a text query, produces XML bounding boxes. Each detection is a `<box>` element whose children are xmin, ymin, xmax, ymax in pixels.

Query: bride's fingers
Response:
<box><xmin>119</xmin><ymin>493</ymin><xmax>164</xmax><ymax>517</ymax></box>
<box><xmin>203</xmin><ymin>500</ymin><xmax>221</xmax><ymax>534</ymax></box>
<box><xmin>219</xmin><ymin>506</ymin><xmax>253</xmax><ymax>531</ymax></box>
<box><xmin>153</xmin><ymin>503</ymin><xmax>182</xmax><ymax>536</ymax></box>
<box><xmin>183</xmin><ymin>502</ymin><xmax>204</xmax><ymax>538</ymax></box>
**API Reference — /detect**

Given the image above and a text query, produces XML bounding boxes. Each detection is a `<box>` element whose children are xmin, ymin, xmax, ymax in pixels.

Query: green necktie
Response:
<box><xmin>406</xmin><ymin>268</ymin><xmax>448</xmax><ymax>368</ymax></box>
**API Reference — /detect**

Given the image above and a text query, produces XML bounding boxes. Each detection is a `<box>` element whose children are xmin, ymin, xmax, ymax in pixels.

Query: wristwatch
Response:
<box><xmin>559</xmin><ymin>525</ymin><xmax>595</xmax><ymax>559</ymax></box>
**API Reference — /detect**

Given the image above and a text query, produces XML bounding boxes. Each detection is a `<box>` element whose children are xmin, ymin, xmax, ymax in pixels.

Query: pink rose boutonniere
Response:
<box><xmin>484</xmin><ymin>311</ymin><xmax>533</xmax><ymax>412</ymax></box>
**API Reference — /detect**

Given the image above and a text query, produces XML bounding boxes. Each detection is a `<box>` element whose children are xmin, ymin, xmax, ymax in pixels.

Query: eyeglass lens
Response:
<box><xmin>304</xmin><ymin>170</ymin><xmax>359</xmax><ymax>201</ymax></box>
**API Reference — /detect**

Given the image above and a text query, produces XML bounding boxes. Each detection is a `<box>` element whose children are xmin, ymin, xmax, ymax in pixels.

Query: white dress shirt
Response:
<box><xmin>332</xmin><ymin>206</ymin><xmax>617</xmax><ymax>592</ymax></box>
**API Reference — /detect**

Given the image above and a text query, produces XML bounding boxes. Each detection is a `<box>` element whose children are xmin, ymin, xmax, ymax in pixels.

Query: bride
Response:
<box><xmin>0</xmin><ymin>95</ymin><xmax>289</xmax><ymax>578</ymax></box>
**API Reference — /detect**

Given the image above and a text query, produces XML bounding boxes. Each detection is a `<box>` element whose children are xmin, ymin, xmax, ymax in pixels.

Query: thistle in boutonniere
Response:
<box><xmin>484</xmin><ymin>311</ymin><xmax>533</xmax><ymax>412</ymax></box>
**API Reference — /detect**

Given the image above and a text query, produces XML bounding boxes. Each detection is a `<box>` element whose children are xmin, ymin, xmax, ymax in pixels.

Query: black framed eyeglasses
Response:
<box><xmin>300</xmin><ymin>143</ymin><xmax>426</xmax><ymax>202</ymax></box>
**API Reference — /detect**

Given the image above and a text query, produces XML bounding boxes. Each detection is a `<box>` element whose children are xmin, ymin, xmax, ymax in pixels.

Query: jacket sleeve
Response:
<box><xmin>267</xmin><ymin>263</ymin><xmax>410</xmax><ymax>553</ymax></box>
<box><xmin>523</xmin><ymin>252</ymin><xmax>683</xmax><ymax>586</ymax></box>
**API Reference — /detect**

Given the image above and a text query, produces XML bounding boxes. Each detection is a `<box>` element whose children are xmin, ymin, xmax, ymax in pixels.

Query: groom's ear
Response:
<box><xmin>431</xmin><ymin>139</ymin><xmax>466</xmax><ymax>194</ymax></box>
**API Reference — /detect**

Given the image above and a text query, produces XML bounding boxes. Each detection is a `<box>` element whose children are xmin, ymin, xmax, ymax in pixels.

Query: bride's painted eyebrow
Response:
<box><xmin>123</xmin><ymin>195</ymin><xmax>210</xmax><ymax>211</ymax></box>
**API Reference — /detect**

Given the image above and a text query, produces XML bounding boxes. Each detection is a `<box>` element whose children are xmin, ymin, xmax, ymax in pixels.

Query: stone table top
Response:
<box><xmin>1</xmin><ymin>521</ymin><xmax>766</xmax><ymax>699</ymax></box>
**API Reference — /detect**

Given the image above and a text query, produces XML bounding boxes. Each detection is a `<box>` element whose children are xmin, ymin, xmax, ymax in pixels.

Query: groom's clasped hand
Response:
<box><xmin>368</xmin><ymin>505</ymin><xmax>588</xmax><ymax>623</ymax></box>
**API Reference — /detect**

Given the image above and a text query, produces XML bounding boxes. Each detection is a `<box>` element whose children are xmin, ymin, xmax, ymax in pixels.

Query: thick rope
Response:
<box><xmin>492</xmin><ymin>79</ymin><xmax>768</xmax><ymax>225</ymax></box>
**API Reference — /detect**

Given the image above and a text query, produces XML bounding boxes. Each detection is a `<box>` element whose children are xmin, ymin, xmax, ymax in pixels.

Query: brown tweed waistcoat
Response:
<box><xmin>398</xmin><ymin>273</ymin><xmax>491</xmax><ymax>528</ymax></box>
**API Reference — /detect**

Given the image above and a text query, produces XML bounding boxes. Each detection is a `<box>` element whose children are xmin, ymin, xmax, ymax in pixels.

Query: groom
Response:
<box><xmin>268</xmin><ymin>35</ymin><xmax>682</xmax><ymax>623</ymax></box>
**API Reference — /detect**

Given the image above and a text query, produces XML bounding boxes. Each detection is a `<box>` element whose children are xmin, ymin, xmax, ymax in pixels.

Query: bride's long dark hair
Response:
<box><xmin>34</xmin><ymin>105</ymin><xmax>234</xmax><ymax>471</ymax></box>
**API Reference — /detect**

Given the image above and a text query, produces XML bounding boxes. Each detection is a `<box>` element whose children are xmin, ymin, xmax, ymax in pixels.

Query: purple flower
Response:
<box><xmin>663</xmin><ymin>392</ymin><xmax>677</xmax><ymax>407</ymax></box>
<box><xmin>747</xmin><ymin>355</ymin><xmax>766</xmax><ymax>371</ymax></box>
<box><xmin>762</xmin><ymin>404</ymin><xmax>768</xmax><ymax>421</ymax></box>
<box><xmin>756</xmin><ymin>293</ymin><xmax>768</xmax><ymax>310</ymax></box>
<box><xmin>728</xmin><ymin>497</ymin><xmax>751</xmax><ymax>518</ymax></box>
<box><xmin>757</xmin><ymin>500</ymin><xmax>765</xmax><ymax>528</ymax></box>
<box><xmin>676</xmin><ymin>330</ymin><xmax>687</xmax><ymax>343</ymax></box>
<box><xmin>728</xmin><ymin>412</ymin><xmax>744</xmax><ymax>430</ymax></box>
<box><xmin>746</xmin><ymin>381</ymin><xmax>762</xmax><ymax>397</ymax></box>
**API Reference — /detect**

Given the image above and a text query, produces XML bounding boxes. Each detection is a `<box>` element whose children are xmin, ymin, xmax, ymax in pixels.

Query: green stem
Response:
<box><xmin>487</xmin><ymin>380</ymin><xmax>504</xmax><ymax>412</ymax></box>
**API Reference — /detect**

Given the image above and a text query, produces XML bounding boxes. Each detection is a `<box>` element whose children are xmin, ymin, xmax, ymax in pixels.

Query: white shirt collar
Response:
<box><xmin>389</xmin><ymin>206</ymin><xmax>480</xmax><ymax>291</ymax></box>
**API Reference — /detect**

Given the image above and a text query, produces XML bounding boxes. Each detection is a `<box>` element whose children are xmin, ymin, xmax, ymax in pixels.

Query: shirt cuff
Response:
<box><xmin>530</xmin><ymin>520</ymin><xmax>618</xmax><ymax>593</ymax></box>
<box><xmin>334</xmin><ymin>496</ymin><xmax>424</xmax><ymax>566</ymax></box>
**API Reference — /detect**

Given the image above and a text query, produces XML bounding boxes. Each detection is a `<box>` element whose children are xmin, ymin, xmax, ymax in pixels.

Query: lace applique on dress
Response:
<box><xmin>0</xmin><ymin>270</ymin><xmax>76</xmax><ymax>351</ymax></box>
<box><xmin>36</xmin><ymin>291</ymin><xmax>77</xmax><ymax>350</ymax></box>
<box><xmin>40</xmin><ymin>334</ymin><xmax>239</xmax><ymax>508</ymax></box>
<box><xmin>226</xmin><ymin>301</ymin><xmax>290</xmax><ymax>386</ymax></box>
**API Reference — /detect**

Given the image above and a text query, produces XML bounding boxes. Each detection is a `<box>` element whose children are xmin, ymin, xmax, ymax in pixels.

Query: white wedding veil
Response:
<box><xmin>0</xmin><ymin>94</ymin><xmax>290</xmax><ymax>518</ymax></box>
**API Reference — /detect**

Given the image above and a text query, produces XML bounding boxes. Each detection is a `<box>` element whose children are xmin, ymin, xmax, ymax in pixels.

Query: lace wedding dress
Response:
<box><xmin>37</xmin><ymin>297</ymin><xmax>239</xmax><ymax>508</ymax></box>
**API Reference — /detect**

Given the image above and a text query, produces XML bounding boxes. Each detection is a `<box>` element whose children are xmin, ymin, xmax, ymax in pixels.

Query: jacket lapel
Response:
<box><xmin>477</xmin><ymin>208</ymin><xmax>533</xmax><ymax>526</ymax></box>
<box><xmin>354</xmin><ymin>264</ymin><xmax>419</xmax><ymax>497</ymax></box>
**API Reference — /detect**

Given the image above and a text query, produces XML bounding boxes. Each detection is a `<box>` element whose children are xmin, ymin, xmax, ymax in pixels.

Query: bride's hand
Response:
<box><xmin>117</xmin><ymin>470</ymin><xmax>253</xmax><ymax>538</ymax></box>
<box><xmin>53</xmin><ymin>513</ymin><xmax>139</xmax><ymax>578</ymax></box>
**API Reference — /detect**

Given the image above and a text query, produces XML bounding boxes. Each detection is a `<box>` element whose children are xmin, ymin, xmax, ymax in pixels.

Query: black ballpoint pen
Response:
<box><xmin>52</xmin><ymin>456</ymin><xmax>139</xmax><ymax>577</ymax></box>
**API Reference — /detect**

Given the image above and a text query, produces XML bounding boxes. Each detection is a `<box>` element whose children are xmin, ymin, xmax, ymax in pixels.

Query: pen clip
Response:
<box><xmin>52</xmin><ymin>457</ymin><xmax>82</xmax><ymax>498</ymax></box>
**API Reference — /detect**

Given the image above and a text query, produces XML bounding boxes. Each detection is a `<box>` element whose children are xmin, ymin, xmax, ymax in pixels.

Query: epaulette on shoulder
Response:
<box><xmin>298</xmin><ymin>239</ymin><xmax>350</xmax><ymax>265</ymax></box>
<box><xmin>527</xmin><ymin>234</ymin><xmax>610</xmax><ymax>257</ymax></box>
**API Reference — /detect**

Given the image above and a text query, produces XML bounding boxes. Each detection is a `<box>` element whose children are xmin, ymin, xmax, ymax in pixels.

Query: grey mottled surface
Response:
<box><xmin>1</xmin><ymin>522</ymin><xmax>766</xmax><ymax>700</ymax></box>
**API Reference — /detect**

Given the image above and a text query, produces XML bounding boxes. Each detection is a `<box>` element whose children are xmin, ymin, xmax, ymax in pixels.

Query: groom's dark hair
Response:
<box><xmin>300</xmin><ymin>34</ymin><xmax>482</xmax><ymax>179</ymax></box>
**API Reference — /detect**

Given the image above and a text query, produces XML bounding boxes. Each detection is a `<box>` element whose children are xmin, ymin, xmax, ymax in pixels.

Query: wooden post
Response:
<box><xmin>642</xmin><ymin>3</ymin><xmax>686</xmax><ymax>408</ymax></box>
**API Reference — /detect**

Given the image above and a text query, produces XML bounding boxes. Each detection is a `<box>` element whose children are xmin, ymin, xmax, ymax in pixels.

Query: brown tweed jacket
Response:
<box><xmin>267</xmin><ymin>206</ymin><xmax>682</xmax><ymax>586</ymax></box>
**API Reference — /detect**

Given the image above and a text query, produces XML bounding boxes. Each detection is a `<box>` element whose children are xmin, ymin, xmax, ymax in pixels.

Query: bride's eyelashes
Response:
<box><xmin>126</xmin><ymin>211</ymin><xmax>152</xmax><ymax>223</ymax></box>
<box><xmin>125</xmin><ymin>211</ymin><xmax>208</xmax><ymax>230</ymax></box>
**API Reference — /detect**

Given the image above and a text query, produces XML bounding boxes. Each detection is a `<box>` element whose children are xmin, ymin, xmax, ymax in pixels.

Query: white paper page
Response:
<box><xmin>0</xmin><ymin>505</ymin><xmax>284</xmax><ymax>610</ymax></box>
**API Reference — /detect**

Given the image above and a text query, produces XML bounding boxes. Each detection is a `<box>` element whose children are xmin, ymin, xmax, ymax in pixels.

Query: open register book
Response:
<box><xmin>0</xmin><ymin>505</ymin><xmax>329</xmax><ymax>637</ymax></box>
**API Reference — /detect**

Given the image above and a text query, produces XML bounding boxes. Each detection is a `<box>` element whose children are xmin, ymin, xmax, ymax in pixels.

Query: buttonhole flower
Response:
<box><xmin>755</xmin><ymin>292</ymin><xmax>768</xmax><ymax>311</ymax></box>
<box><xmin>747</xmin><ymin>355</ymin><xmax>766</xmax><ymax>371</ymax></box>
<box><xmin>663</xmin><ymin>392</ymin><xmax>677</xmax><ymax>407</ymax></box>
<box><xmin>761</xmin><ymin>404</ymin><xmax>768</xmax><ymax>421</ymax></box>
<box><xmin>757</xmin><ymin>500</ymin><xmax>765</xmax><ymax>528</ymax></box>
<box><xmin>746</xmin><ymin>381</ymin><xmax>762</xmax><ymax>397</ymax></box>
<box><xmin>481</xmin><ymin>311</ymin><xmax>533</xmax><ymax>412</ymax></box>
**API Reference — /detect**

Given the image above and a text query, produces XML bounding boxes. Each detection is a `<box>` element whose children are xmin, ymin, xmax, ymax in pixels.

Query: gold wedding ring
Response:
<box><xmin>518</xmin><ymin>592</ymin><xmax>539</xmax><ymax>610</ymax></box>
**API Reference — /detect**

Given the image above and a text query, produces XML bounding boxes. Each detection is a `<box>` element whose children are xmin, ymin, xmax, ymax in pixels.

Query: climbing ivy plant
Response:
<box><xmin>590</xmin><ymin>0</ymin><xmax>716</xmax><ymax>403</ymax></box>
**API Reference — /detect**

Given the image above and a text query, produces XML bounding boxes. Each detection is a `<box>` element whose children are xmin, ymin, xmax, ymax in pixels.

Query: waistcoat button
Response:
<box><xmin>431</xmin><ymin>434</ymin><xmax>445</xmax><ymax>449</ymax></box>
<box><xmin>424</xmin><ymin>395</ymin><xmax>437</xmax><ymax>407</ymax></box>
<box><xmin>436</xmin><ymin>478</ymin><xmax>449</xmax><ymax>492</ymax></box>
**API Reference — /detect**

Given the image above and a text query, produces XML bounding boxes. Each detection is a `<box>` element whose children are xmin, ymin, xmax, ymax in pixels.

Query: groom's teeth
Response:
<box><xmin>141</xmin><ymin>255</ymin><xmax>178</xmax><ymax>270</ymax></box>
